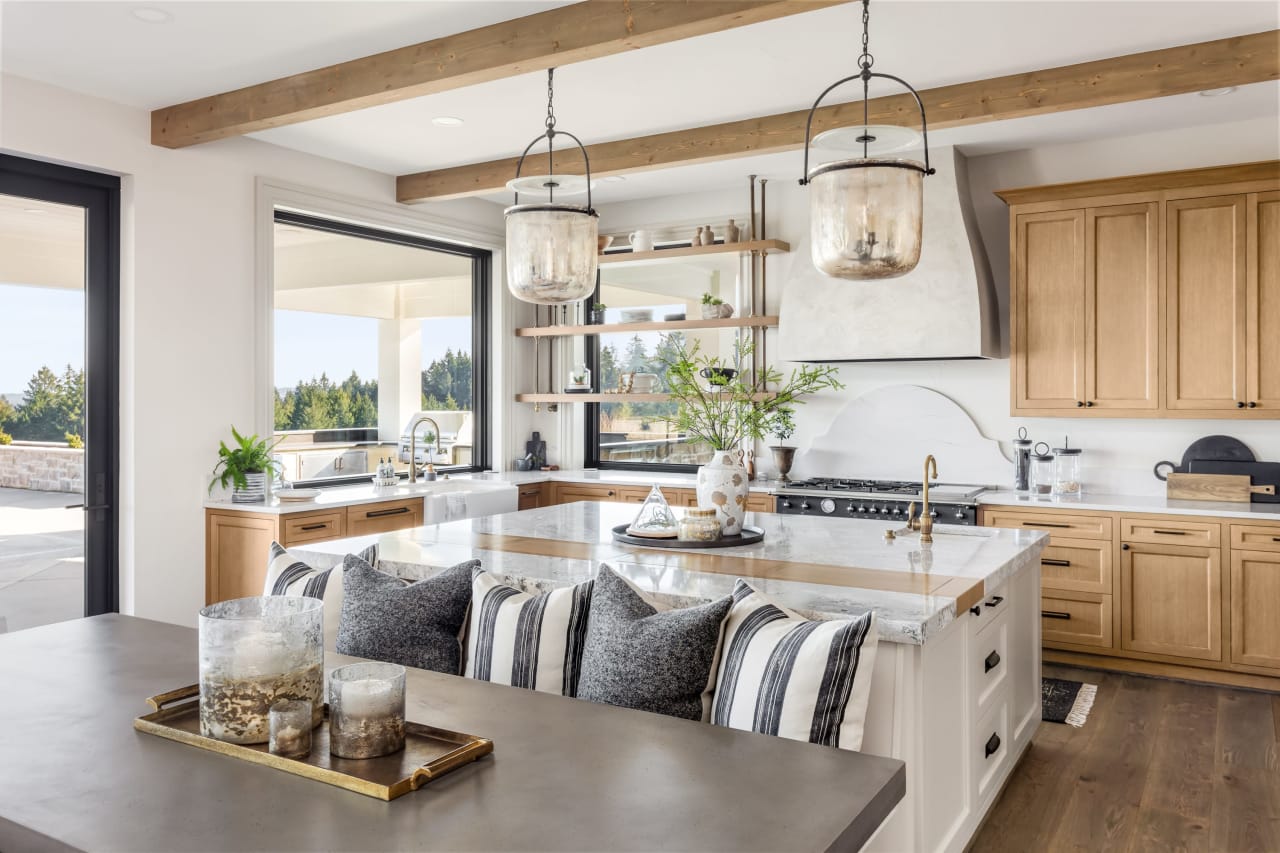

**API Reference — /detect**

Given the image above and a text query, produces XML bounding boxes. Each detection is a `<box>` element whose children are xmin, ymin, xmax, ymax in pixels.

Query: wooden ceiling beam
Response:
<box><xmin>150</xmin><ymin>1</ymin><xmax>844</xmax><ymax>148</ymax></box>
<box><xmin>397</xmin><ymin>29</ymin><xmax>1280</xmax><ymax>202</ymax></box>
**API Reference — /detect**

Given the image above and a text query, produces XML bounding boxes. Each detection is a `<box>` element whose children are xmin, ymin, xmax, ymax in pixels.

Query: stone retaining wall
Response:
<box><xmin>0</xmin><ymin>445</ymin><xmax>85</xmax><ymax>492</ymax></box>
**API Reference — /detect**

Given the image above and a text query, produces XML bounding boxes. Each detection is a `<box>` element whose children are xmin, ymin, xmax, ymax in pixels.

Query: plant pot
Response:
<box><xmin>232</xmin><ymin>471</ymin><xmax>267</xmax><ymax>503</ymax></box>
<box><xmin>770</xmin><ymin>446</ymin><xmax>797</xmax><ymax>482</ymax></box>
<box><xmin>696</xmin><ymin>451</ymin><xmax>750</xmax><ymax>536</ymax></box>
<box><xmin>589</xmin><ymin>309</ymin><xmax>606</xmax><ymax>325</ymax></box>
<box><xmin>701</xmin><ymin>304</ymin><xmax>722</xmax><ymax>320</ymax></box>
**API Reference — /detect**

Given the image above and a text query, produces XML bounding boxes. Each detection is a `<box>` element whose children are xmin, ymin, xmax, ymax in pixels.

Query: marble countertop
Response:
<box><xmin>980</xmin><ymin>489</ymin><xmax>1280</xmax><ymax>521</ymax></box>
<box><xmin>205</xmin><ymin>468</ymin><xmax>779</xmax><ymax>515</ymax></box>
<box><xmin>292</xmin><ymin>501</ymin><xmax>1047</xmax><ymax>646</ymax></box>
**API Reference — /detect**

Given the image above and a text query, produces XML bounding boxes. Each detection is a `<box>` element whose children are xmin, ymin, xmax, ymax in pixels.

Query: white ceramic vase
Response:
<box><xmin>696</xmin><ymin>451</ymin><xmax>750</xmax><ymax>536</ymax></box>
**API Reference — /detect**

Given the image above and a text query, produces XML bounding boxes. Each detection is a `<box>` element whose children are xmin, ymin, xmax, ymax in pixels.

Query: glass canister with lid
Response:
<box><xmin>1013</xmin><ymin>426</ymin><xmax>1033</xmax><ymax>493</ymax></box>
<box><xmin>1052</xmin><ymin>437</ymin><xmax>1084</xmax><ymax>499</ymax></box>
<box><xmin>678</xmin><ymin>508</ymin><xmax>722</xmax><ymax>542</ymax></box>
<box><xmin>1030</xmin><ymin>442</ymin><xmax>1055</xmax><ymax>497</ymax></box>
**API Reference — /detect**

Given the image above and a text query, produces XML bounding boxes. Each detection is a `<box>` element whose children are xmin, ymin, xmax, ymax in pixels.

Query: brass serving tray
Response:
<box><xmin>134</xmin><ymin>685</ymin><xmax>493</xmax><ymax>801</ymax></box>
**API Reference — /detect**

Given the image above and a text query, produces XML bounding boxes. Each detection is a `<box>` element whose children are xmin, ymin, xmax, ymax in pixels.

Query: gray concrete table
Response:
<box><xmin>0</xmin><ymin>615</ymin><xmax>904</xmax><ymax>852</ymax></box>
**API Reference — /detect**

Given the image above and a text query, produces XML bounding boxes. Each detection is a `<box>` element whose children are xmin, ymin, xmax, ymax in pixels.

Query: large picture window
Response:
<box><xmin>272</xmin><ymin>211</ymin><xmax>489</xmax><ymax>485</ymax></box>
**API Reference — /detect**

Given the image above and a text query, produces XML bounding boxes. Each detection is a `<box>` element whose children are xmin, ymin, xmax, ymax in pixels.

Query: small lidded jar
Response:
<box><xmin>679</xmin><ymin>508</ymin><xmax>722</xmax><ymax>542</ymax></box>
<box><xmin>1052</xmin><ymin>438</ymin><xmax>1084</xmax><ymax>499</ymax></box>
<box><xmin>1030</xmin><ymin>442</ymin><xmax>1055</xmax><ymax>497</ymax></box>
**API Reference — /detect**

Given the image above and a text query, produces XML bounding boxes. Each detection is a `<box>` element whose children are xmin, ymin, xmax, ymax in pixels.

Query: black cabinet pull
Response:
<box><xmin>1121</xmin><ymin>543</ymin><xmax>1130</xmax><ymax>550</ymax></box>
<box><xmin>1152</xmin><ymin>529</ymin><xmax>1188</xmax><ymax>536</ymax></box>
<box><xmin>970</xmin><ymin>606</ymin><xmax>982</xmax><ymax>617</ymax></box>
<box><xmin>299</xmin><ymin>523</ymin><xmax>328</xmax><ymax>531</ymax></box>
<box><xmin>1248</xmin><ymin>401</ymin><xmax>1258</xmax><ymax>408</ymax></box>
<box><xmin>1042</xmin><ymin>558</ymin><xmax>1071</xmax><ymax>567</ymax></box>
<box><xmin>1042</xmin><ymin>610</ymin><xmax>1072</xmax><ymax>620</ymax></box>
<box><xmin>1024</xmin><ymin>521</ymin><xmax>1070</xmax><ymax>529</ymax></box>
<box><xmin>1076</xmin><ymin>401</ymin><xmax>1085</xmax><ymax>407</ymax></box>
<box><xmin>985</xmin><ymin>733</ymin><xmax>1002</xmax><ymax>759</ymax></box>
<box><xmin>1086</xmin><ymin>401</ymin><xmax>1095</xmax><ymax>407</ymax></box>
<box><xmin>366</xmin><ymin>506</ymin><xmax>410</xmax><ymax>518</ymax></box>
<box><xmin>1273</xmin><ymin>537</ymin><xmax>1280</xmax><ymax>543</ymax></box>
<box><xmin>607</xmin><ymin>490</ymin><xmax>615</xmax><ymax>497</ymax></box>
<box><xmin>519</xmin><ymin>489</ymin><xmax>540</xmax><ymax>496</ymax></box>
<box><xmin>984</xmin><ymin>650</ymin><xmax>1001</xmax><ymax>673</ymax></box>
<box><xmin>1237</xmin><ymin>401</ymin><xmax>1246</xmax><ymax>408</ymax></box>
<box><xmin>986</xmin><ymin>595</ymin><xmax>1004</xmax><ymax>608</ymax></box>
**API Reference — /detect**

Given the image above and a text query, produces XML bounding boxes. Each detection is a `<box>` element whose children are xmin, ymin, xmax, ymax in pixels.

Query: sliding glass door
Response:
<box><xmin>0</xmin><ymin>155</ymin><xmax>120</xmax><ymax>630</ymax></box>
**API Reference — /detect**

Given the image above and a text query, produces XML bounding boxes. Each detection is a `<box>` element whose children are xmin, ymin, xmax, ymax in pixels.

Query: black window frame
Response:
<box><xmin>272</xmin><ymin>210</ymin><xmax>491</xmax><ymax>486</ymax></box>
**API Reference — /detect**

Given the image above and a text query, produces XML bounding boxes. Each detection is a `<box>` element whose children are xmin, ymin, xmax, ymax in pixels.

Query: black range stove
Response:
<box><xmin>773</xmin><ymin>478</ymin><xmax>991</xmax><ymax>526</ymax></box>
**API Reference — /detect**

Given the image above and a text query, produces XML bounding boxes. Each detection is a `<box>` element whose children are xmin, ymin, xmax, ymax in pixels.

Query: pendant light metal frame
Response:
<box><xmin>506</xmin><ymin>67</ymin><xmax>598</xmax><ymax>221</ymax></box>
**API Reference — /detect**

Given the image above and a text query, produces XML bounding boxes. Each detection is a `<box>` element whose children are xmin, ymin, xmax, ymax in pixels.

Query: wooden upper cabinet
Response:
<box><xmin>1166</xmin><ymin>195</ymin><xmax>1248</xmax><ymax>411</ymax></box>
<box><xmin>1085</xmin><ymin>203</ymin><xmax>1160</xmax><ymax>410</ymax></box>
<box><xmin>1248</xmin><ymin>190</ymin><xmax>1280</xmax><ymax>411</ymax></box>
<box><xmin>1014</xmin><ymin>210</ymin><xmax>1085</xmax><ymax>410</ymax></box>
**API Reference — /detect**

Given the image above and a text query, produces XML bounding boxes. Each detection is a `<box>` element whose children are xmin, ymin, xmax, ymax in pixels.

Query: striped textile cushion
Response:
<box><xmin>263</xmin><ymin>541</ymin><xmax>377</xmax><ymax>647</ymax></box>
<box><xmin>464</xmin><ymin>569</ymin><xmax>593</xmax><ymax>696</ymax></box>
<box><xmin>711</xmin><ymin>580</ymin><xmax>878</xmax><ymax>751</ymax></box>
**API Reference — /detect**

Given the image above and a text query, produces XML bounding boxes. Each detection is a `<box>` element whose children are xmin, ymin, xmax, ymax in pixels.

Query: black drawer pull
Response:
<box><xmin>986</xmin><ymin>595</ymin><xmax>1004</xmax><ymax>609</ymax></box>
<box><xmin>1024</xmin><ymin>521</ymin><xmax>1071</xmax><ymax>529</ymax></box>
<box><xmin>985</xmin><ymin>733</ymin><xmax>1002</xmax><ymax>759</ymax></box>
<box><xmin>1121</xmin><ymin>543</ymin><xmax>1130</xmax><ymax>550</ymax></box>
<box><xmin>1042</xmin><ymin>610</ymin><xmax>1072</xmax><ymax>620</ymax></box>
<box><xmin>970</xmin><ymin>606</ymin><xmax>981</xmax><ymax>617</ymax></box>
<box><xmin>366</xmin><ymin>506</ymin><xmax>410</xmax><ymax>518</ymax></box>
<box><xmin>299</xmin><ymin>523</ymin><xmax>328</xmax><ymax>532</ymax></box>
<box><xmin>1273</xmin><ymin>537</ymin><xmax>1280</xmax><ymax>543</ymax></box>
<box><xmin>984</xmin><ymin>650</ymin><xmax>1001</xmax><ymax>673</ymax></box>
<box><xmin>519</xmin><ymin>489</ymin><xmax>540</xmax><ymax>496</ymax></box>
<box><xmin>607</xmin><ymin>490</ymin><xmax>616</xmax><ymax>497</ymax></box>
<box><xmin>1042</xmin><ymin>558</ymin><xmax>1071</xmax><ymax>567</ymax></box>
<box><xmin>1152</xmin><ymin>529</ymin><xmax>1188</xmax><ymax>536</ymax></box>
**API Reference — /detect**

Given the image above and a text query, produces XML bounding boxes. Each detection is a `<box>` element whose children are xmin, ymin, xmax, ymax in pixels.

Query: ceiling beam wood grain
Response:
<box><xmin>397</xmin><ymin>29</ymin><xmax>1280</xmax><ymax>202</ymax></box>
<box><xmin>150</xmin><ymin>1</ymin><xmax>844</xmax><ymax>148</ymax></box>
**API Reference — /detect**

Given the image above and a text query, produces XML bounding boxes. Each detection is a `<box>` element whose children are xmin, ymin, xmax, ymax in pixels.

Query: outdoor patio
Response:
<box><xmin>0</xmin><ymin>487</ymin><xmax>83</xmax><ymax>633</ymax></box>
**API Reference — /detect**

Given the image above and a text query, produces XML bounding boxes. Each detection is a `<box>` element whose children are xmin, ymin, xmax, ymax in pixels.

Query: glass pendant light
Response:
<box><xmin>505</xmin><ymin>68</ymin><xmax>599</xmax><ymax>305</ymax></box>
<box><xmin>799</xmin><ymin>0</ymin><xmax>935</xmax><ymax>280</ymax></box>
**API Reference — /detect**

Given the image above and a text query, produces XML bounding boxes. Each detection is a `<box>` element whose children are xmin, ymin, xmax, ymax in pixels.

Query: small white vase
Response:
<box><xmin>232</xmin><ymin>471</ymin><xmax>267</xmax><ymax>503</ymax></box>
<box><xmin>696</xmin><ymin>451</ymin><xmax>750</xmax><ymax>536</ymax></box>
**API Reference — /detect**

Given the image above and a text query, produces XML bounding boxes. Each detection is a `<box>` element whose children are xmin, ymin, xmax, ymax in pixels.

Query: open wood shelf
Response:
<box><xmin>515</xmin><ymin>315</ymin><xmax>778</xmax><ymax>338</ymax></box>
<box><xmin>597</xmin><ymin>238</ymin><xmax>790</xmax><ymax>265</ymax></box>
<box><xmin>515</xmin><ymin>392</ymin><xmax>776</xmax><ymax>404</ymax></box>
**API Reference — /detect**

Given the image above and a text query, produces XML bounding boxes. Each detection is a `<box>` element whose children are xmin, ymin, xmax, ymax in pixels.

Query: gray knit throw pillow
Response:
<box><xmin>577</xmin><ymin>564</ymin><xmax>733</xmax><ymax>721</ymax></box>
<box><xmin>336</xmin><ymin>555</ymin><xmax>478</xmax><ymax>674</ymax></box>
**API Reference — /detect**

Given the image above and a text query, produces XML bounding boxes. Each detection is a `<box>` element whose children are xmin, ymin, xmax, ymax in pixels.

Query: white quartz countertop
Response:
<box><xmin>980</xmin><ymin>489</ymin><xmax>1280</xmax><ymax>521</ymax></box>
<box><xmin>291</xmin><ymin>501</ymin><xmax>1047</xmax><ymax>646</ymax></box>
<box><xmin>205</xmin><ymin>469</ymin><xmax>779</xmax><ymax>515</ymax></box>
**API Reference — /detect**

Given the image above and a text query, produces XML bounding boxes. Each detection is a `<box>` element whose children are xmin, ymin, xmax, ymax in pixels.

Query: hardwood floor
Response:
<box><xmin>972</xmin><ymin>663</ymin><xmax>1279</xmax><ymax>852</ymax></box>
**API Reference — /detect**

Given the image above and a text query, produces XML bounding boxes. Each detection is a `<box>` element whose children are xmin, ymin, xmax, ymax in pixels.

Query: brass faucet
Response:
<box><xmin>908</xmin><ymin>454</ymin><xmax>939</xmax><ymax>543</ymax></box>
<box><xmin>407</xmin><ymin>414</ymin><xmax>444</xmax><ymax>483</ymax></box>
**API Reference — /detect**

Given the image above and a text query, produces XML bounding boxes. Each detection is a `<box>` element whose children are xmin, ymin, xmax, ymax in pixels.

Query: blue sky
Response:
<box><xmin>0</xmin><ymin>286</ymin><xmax>470</xmax><ymax>393</ymax></box>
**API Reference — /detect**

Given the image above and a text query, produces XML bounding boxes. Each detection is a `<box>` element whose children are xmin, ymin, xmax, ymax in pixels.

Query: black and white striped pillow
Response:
<box><xmin>264</xmin><ymin>541</ymin><xmax>377</xmax><ymax>646</ymax></box>
<box><xmin>464</xmin><ymin>569</ymin><xmax>593</xmax><ymax>696</ymax></box>
<box><xmin>711</xmin><ymin>580</ymin><xmax>878</xmax><ymax>751</ymax></box>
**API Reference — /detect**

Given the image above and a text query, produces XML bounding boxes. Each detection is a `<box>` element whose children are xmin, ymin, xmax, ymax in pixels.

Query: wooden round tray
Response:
<box><xmin>611</xmin><ymin>524</ymin><xmax>765</xmax><ymax>549</ymax></box>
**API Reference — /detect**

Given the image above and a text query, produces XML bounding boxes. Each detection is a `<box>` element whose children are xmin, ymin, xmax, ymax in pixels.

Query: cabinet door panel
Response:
<box><xmin>1039</xmin><ymin>538</ymin><xmax>1111</xmax><ymax>594</ymax></box>
<box><xmin>206</xmin><ymin>512</ymin><xmax>276</xmax><ymax>604</ymax></box>
<box><xmin>1166</xmin><ymin>196</ymin><xmax>1247</xmax><ymax>410</ymax></box>
<box><xmin>1014</xmin><ymin>211</ymin><xmax>1085</xmax><ymax>410</ymax></box>
<box><xmin>1230</xmin><ymin>550</ymin><xmax>1280</xmax><ymax>670</ymax></box>
<box><xmin>1084</xmin><ymin>203</ymin><xmax>1159</xmax><ymax>409</ymax></box>
<box><xmin>1248</xmin><ymin>190</ymin><xmax>1280</xmax><ymax>410</ymax></box>
<box><xmin>346</xmin><ymin>499</ymin><xmax>423</xmax><ymax>537</ymax></box>
<box><xmin>1120</xmin><ymin>542</ymin><xmax>1222</xmax><ymax>661</ymax></box>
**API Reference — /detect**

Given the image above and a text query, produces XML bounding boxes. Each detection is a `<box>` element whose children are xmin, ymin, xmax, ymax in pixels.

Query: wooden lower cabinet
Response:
<box><xmin>551</xmin><ymin>483</ymin><xmax>627</xmax><ymax>504</ymax></box>
<box><xmin>1230</xmin><ymin>549</ymin><xmax>1280</xmax><ymax>670</ymax></box>
<box><xmin>547</xmin><ymin>481</ymin><xmax>774</xmax><ymax>512</ymax></box>
<box><xmin>346</xmin><ymin>498</ymin><xmax>424</xmax><ymax>537</ymax></box>
<box><xmin>1041</xmin><ymin>589</ymin><xmax>1112</xmax><ymax>649</ymax></box>
<box><xmin>1120</xmin><ymin>541</ymin><xmax>1222</xmax><ymax>662</ymax></box>
<box><xmin>516</xmin><ymin>483</ymin><xmax>547</xmax><ymax>511</ymax></box>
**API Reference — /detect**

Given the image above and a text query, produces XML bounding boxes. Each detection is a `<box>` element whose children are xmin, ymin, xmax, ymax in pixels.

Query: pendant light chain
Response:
<box><xmin>859</xmin><ymin>0</ymin><xmax>872</xmax><ymax>158</ymax></box>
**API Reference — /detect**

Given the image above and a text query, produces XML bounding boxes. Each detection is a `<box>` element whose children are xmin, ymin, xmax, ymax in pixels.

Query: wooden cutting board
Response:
<box><xmin>1166</xmin><ymin>473</ymin><xmax>1277</xmax><ymax>503</ymax></box>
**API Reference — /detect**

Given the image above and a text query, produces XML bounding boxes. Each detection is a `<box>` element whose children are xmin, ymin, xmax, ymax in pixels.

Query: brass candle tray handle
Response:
<box><xmin>135</xmin><ymin>685</ymin><xmax>493</xmax><ymax>801</ymax></box>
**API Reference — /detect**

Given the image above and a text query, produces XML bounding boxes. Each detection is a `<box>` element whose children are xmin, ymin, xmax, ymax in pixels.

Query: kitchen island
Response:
<box><xmin>295</xmin><ymin>502</ymin><xmax>1049</xmax><ymax>853</ymax></box>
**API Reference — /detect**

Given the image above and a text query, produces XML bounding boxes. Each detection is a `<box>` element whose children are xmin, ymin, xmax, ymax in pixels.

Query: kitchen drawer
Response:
<box><xmin>1041</xmin><ymin>590</ymin><xmax>1113</xmax><ymax>649</ymax></box>
<box><xmin>516</xmin><ymin>483</ymin><xmax>547</xmax><ymax>511</ymax></box>
<box><xmin>619</xmin><ymin>486</ymin><xmax>658</xmax><ymax>503</ymax></box>
<box><xmin>1230</xmin><ymin>524</ymin><xmax>1280</xmax><ymax>554</ymax></box>
<box><xmin>746</xmin><ymin>492</ymin><xmax>776</xmax><ymax>513</ymax></box>
<box><xmin>1039</xmin><ymin>538</ymin><xmax>1112</xmax><ymax>594</ymax></box>
<box><xmin>972</xmin><ymin>698</ymin><xmax>1011</xmax><ymax>805</ymax></box>
<box><xmin>553</xmin><ymin>483</ymin><xmax>626</xmax><ymax>504</ymax></box>
<box><xmin>279</xmin><ymin>511</ymin><xmax>346</xmax><ymax>547</ymax></box>
<box><xmin>1121</xmin><ymin>517</ymin><xmax>1220</xmax><ymax>548</ymax></box>
<box><xmin>346</xmin><ymin>499</ymin><xmax>423</xmax><ymax>537</ymax></box>
<box><xmin>971</xmin><ymin>609</ymin><xmax>1010</xmax><ymax>716</ymax></box>
<box><xmin>984</xmin><ymin>508</ymin><xmax>1112</xmax><ymax>540</ymax></box>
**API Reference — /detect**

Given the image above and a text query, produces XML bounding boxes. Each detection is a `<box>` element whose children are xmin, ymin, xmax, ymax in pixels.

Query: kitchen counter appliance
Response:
<box><xmin>774</xmin><ymin>478</ymin><xmax>991</xmax><ymax>526</ymax></box>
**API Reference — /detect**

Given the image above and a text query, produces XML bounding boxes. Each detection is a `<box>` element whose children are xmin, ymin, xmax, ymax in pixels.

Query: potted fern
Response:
<box><xmin>661</xmin><ymin>338</ymin><xmax>841</xmax><ymax>534</ymax></box>
<box><xmin>209</xmin><ymin>426</ymin><xmax>282</xmax><ymax>503</ymax></box>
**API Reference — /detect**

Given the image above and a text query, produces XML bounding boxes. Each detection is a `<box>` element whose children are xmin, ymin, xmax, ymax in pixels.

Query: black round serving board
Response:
<box><xmin>611</xmin><ymin>524</ymin><xmax>765</xmax><ymax>549</ymax></box>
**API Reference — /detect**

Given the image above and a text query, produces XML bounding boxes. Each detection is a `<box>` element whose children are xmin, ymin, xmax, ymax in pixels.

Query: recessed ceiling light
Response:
<box><xmin>432</xmin><ymin>116</ymin><xmax>465</xmax><ymax>127</ymax></box>
<box><xmin>1199</xmin><ymin>87</ymin><xmax>1236</xmax><ymax>97</ymax></box>
<box><xmin>601</xmin><ymin>176</ymin><xmax>626</xmax><ymax>183</ymax></box>
<box><xmin>131</xmin><ymin>6</ymin><xmax>173</xmax><ymax>23</ymax></box>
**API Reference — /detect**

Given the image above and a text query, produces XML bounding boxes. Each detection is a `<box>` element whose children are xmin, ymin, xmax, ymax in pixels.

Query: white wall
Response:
<box><xmin>0</xmin><ymin>73</ymin><xmax>503</xmax><ymax>626</ymax></box>
<box><xmin>589</xmin><ymin>115</ymin><xmax>1280</xmax><ymax>496</ymax></box>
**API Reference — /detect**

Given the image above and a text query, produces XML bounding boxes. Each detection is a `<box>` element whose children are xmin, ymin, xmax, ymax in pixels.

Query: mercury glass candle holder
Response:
<box><xmin>198</xmin><ymin>596</ymin><xmax>324</xmax><ymax>745</ymax></box>
<box><xmin>329</xmin><ymin>662</ymin><xmax>407</xmax><ymax>760</ymax></box>
<box><xmin>269</xmin><ymin>699</ymin><xmax>313</xmax><ymax>759</ymax></box>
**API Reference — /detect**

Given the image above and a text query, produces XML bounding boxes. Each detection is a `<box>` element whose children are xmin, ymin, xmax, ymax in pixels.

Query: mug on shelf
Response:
<box><xmin>628</xmin><ymin>230</ymin><xmax>654</xmax><ymax>252</ymax></box>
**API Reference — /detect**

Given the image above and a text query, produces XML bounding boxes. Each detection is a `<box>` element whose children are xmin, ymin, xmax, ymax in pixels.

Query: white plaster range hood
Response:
<box><xmin>778</xmin><ymin>146</ymin><xmax>998</xmax><ymax>362</ymax></box>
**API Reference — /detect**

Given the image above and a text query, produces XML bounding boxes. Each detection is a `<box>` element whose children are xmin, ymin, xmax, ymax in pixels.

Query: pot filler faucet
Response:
<box><xmin>907</xmin><ymin>454</ymin><xmax>939</xmax><ymax>543</ymax></box>
<box><xmin>407</xmin><ymin>414</ymin><xmax>443</xmax><ymax>483</ymax></box>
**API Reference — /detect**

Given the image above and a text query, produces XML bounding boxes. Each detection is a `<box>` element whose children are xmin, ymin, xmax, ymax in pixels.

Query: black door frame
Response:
<box><xmin>0</xmin><ymin>154</ymin><xmax>121</xmax><ymax>616</ymax></box>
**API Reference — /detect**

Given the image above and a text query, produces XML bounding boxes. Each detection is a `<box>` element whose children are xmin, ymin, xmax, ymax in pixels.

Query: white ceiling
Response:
<box><xmin>2</xmin><ymin>1</ymin><xmax>1277</xmax><ymax>205</ymax></box>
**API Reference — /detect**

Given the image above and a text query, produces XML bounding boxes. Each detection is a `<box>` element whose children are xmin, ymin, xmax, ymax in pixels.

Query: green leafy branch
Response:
<box><xmin>209</xmin><ymin>426</ymin><xmax>282</xmax><ymax>493</ymax></box>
